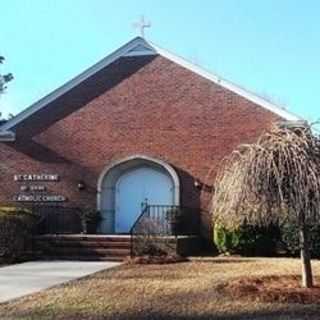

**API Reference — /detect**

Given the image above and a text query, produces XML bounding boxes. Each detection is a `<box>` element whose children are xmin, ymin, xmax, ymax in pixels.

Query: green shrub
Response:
<box><xmin>213</xmin><ymin>223</ymin><xmax>240</xmax><ymax>254</ymax></box>
<box><xmin>0</xmin><ymin>206</ymin><xmax>39</xmax><ymax>262</ymax></box>
<box><xmin>213</xmin><ymin>222</ymin><xmax>280</xmax><ymax>256</ymax></box>
<box><xmin>281</xmin><ymin>222</ymin><xmax>320</xmax><ymax>258</ymax></box>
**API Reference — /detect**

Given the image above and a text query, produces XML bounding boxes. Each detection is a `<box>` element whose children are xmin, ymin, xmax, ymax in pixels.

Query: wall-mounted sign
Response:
<box><xmin>13</xmin><ymin>173</ymin><xmax>66</xmax><ymax>203</ymax></box>
<box><xmin>19</xmin><ymin>185</ymin><xmax>47</xmax><ymax>192</ymax></box>
<box><xmin>14</xmin><ymin>194</ymin><xmax>67</xmax><ymax>202</ymax></box>
<box><xmin>30</xmin><ymin>185</ymin><xmax>47</xmax><ymax>192</ymax></box>
<box><xmin>14</xmin><ymin>174</ymin><xmax>59</xmax><ymax>182</ymax></box>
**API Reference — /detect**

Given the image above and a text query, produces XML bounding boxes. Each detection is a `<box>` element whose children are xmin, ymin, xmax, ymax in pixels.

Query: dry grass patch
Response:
<box><xmin>1</xmin><ymin>258</ymin><xmax>320</xmax><ymax>320</ymax></box>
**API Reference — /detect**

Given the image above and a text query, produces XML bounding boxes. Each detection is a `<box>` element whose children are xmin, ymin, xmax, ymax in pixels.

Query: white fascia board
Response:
<box><xmin>123</xmin><ymin>50</ymin><xmax>157</xmax><ymax>57</ymax></box>
<box><xmin>1</xmin><ymin>36</ymin><xmax>302</xmax><ymax>132</ymax></box>
<box><xmin>149</xmin><ymin>42</ymin><xmax>302</xmax><ymax>121</ymax></box>
<box><xmin>0</xmin><ymin>131</ymin><xmax>16</xmax><ymax>142</ymax></box>
<box><xmin>0</xmin><ymin>37</ymin><xmax>157</xmax><ymax>132</ymax></box>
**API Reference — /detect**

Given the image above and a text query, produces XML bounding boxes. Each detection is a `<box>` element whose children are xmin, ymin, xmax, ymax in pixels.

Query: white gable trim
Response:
<box><xmin>149</xmin><ymin>42</ymin><xmax>300</xmax><ymax>121</ymax></box>
<box><xmin>0</xmin><ymin>37</ymin><xmax>155</xmax><ymax>132</ymax></box>
<box><xmin>123</xmin><ymin>43</ymin><xmax>157</xmax><ymax>57</ymax></box>
<box><xmin>0</xmin><ymin>36</ymin><xmax>301</xmax><ymax>134</ymax></box>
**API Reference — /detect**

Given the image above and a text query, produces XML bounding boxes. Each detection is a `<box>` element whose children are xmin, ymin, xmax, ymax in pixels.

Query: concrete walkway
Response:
<box><xmin>0</xmin><ymin>261</ymin><xmax>120</xmax><ymax>303</ymax></box>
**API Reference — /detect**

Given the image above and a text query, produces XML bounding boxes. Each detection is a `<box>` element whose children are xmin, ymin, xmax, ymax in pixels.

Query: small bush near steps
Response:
<box><xmin>0</xmin><ymin>206</ymin><xmax>39</xmax><ymax>263</ymax></box>
<box><xmin>214</xmin><ymin>220</ymin><xmax>320</xmax><ymax>258</ymax></box>
<box><xmin>213</xmin><ymin>222</ymin><xmax>280</xmax><ymax>256</ymax></box>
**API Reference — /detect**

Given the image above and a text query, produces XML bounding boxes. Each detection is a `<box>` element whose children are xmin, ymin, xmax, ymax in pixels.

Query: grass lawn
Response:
<box><xmin>1</xmin><ymin>257</ymin><xmax>320</xmax><ymax>320</ymax></box>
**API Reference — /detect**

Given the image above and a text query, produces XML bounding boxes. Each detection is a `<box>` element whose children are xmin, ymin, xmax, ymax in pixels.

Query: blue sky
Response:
<box><xmin>0</xmin><ymin>0</ymin><xmax>319</xmax><ymax>122</ymax></box>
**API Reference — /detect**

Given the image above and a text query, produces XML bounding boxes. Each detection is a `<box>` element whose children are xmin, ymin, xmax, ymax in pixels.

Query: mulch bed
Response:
<box><xmin>217</xmin><ymin>275</ymin><xmax>320</xmax><ymax>304</ymax></box>
<box><xmin>125</xmin><ymin>254</ymin><xmax>188</xmax><ymax>265</ymax></box>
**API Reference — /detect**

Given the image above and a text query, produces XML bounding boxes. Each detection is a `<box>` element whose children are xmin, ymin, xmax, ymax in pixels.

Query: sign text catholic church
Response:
<box><xmin>13</xmin><ymin>174</ymin><xmax>67</xmax><ymax>203</ymax></box>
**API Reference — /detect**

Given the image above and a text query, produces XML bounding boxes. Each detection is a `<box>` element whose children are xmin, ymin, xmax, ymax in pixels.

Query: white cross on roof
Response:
<box><xmin>133</xmin><ymin>16</ymin><xmax>151</xmax><ymax>38</ymax></box>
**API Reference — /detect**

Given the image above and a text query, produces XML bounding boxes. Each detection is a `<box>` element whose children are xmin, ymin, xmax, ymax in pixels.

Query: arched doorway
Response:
<box><xmin>97</xmin><ymin>155</ymin><xmax>180</xmax><ymax>234</ymax></box>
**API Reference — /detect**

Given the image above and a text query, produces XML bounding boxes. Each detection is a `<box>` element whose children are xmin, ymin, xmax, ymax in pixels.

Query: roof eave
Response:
<box><xmin>148</xmin><ymin>41</ymin><xmax>302</xmax><ymax>122</ymax></box>
<box><xmin>1</xmin><ymin>36</ymin><xmax>302</xmax><ymax>132</ymax></box>
<box><xmin>0</xmin><ymin>37</ymin><xmax>157</xmax><ymax>132</ymax></box>
<box><xmin>0</xmin><ymin>130</ymin><xmax>16</xmax><ymax>142</ymax></box>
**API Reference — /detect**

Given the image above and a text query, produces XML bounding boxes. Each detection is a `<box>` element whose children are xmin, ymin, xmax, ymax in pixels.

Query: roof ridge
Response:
<box><xmin>0</xmin><ymin>36</ymin><xmax>301</xmax><ymax>137</ymax></box>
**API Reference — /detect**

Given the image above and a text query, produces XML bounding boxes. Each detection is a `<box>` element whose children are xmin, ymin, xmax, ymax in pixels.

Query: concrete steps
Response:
<box><xmin>33</xmin><ymin>235</ymin><xmax>131</xmax><ymax>261</ymax></box>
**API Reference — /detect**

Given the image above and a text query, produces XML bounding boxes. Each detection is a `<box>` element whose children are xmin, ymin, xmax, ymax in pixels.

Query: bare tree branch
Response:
<box><xmin>212</xmin><ymin>121</ymin><xmax>320</xmax><ymax>288</ymax></box>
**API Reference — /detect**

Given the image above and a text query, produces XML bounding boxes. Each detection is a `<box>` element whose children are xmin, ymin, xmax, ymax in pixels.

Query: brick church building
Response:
<box><xmin>0</xmin><ymin>37</ymin><xmax>299</xmax><ymax>242</ymax></box>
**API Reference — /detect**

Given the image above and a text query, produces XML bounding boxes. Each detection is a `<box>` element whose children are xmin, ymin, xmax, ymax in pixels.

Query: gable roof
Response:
<box><xmin>0</xmin><ymin>36</ymin><xmax>301</xmax><ymax>140</ymax></box>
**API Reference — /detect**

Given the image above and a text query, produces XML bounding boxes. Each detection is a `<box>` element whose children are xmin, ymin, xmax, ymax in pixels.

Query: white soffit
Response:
<box><xmin>0</xmin><ymin>36</ymin><xmax>301</xmax><ymax>135</ymax></box>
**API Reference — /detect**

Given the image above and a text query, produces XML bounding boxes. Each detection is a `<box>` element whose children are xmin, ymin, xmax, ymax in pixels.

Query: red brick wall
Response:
<box><xmin>0</xmin><ymin>55</ymin><xmax>279</xmax><ymax>237</ymax></box>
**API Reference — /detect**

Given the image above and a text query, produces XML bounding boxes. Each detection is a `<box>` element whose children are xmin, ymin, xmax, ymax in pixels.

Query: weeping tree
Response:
<box><xmin>212</xmin><ymin>121</ymin><xmax>320</xmax><ymax>288</ymax></box>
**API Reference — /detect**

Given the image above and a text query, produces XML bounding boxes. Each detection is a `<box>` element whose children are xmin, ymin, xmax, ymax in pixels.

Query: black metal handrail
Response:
<box><xmin>130</xmin><ymin>204</ymin><xmax>150</xmax><ymax>256</ymax></box>
<box><xmin>34</xmin><ymin>206</ymin><xmax>83</xmax><ymax>235</ymax></box>
<box><xmin>130</xmin><ymin>204</ymin><xmax>200</xmax><ymax>257</ymax></box>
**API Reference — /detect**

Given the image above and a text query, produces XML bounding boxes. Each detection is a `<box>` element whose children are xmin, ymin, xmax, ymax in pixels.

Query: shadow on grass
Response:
<box><xmin>2</xmin><ymin>283</ymin><xmax>320</xmax><ymax>320</ymax></box>
<box><xmin>4</xmin><ymin>306</ymin><xmax>319</xmax><ymax>320</ymax></box>
<box><xmin>112</xmin><ymin>308</ymin><xmax>320</xmax><ymax>320</ymax></box>
<box><xmin>116</xmin><ymin>308</ymin><xmax>320</xmax><ymax>320</ymax></box>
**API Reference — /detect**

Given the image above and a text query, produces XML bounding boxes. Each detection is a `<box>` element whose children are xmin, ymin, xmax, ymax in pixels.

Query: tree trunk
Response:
<box><xmin>299</xmin><ymin>225</ymin><xmax>313</xmax><ymax>288</ymax></box>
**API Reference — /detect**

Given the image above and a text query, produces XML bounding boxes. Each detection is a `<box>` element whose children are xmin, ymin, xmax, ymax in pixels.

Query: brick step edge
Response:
<box><xmin>33</xmin><ymin>235</ymin><xmax>131</xmax><ymax>242</ymax></box>
<box><xmin>34</xmin><ymin>240</ymin><xmax>131</xmax><ymax>249</ymax></box>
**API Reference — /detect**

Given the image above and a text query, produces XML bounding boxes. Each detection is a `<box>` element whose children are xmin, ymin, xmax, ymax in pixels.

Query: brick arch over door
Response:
<box><xmin>97</xmin><ymin>155</ymin><xmax>180</xmax><ymax>234</ymax></box>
